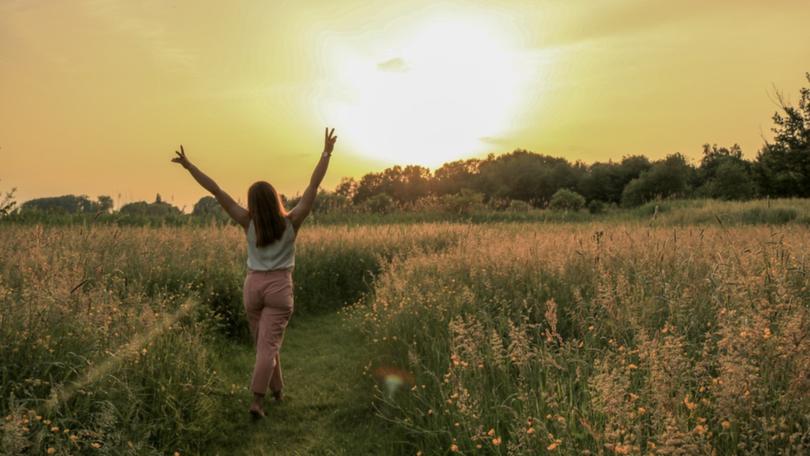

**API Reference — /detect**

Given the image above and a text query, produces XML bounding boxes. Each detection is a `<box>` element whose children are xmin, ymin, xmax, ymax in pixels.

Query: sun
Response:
<box><xmin>320</xmin><ymin>14</ymin><xmax>535</xmax><ymax>168</ymax></box>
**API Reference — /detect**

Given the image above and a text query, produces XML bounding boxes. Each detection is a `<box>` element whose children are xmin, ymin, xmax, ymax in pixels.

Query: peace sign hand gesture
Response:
<box><xmin>171</xmin><ymin>145</ymin><xmax>191</xmax><ymax>169</ymax></box>
<box><xmin>323</xmin><ymin>128</ymin><xmax>337</xmax><ymax>156</ymax></box>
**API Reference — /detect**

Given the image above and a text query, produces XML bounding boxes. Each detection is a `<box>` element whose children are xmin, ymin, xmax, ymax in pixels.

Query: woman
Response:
<box><xmin>171</xmin><ymin>128</ymin><xmax>337</xmax><ymax>418</ymax></box>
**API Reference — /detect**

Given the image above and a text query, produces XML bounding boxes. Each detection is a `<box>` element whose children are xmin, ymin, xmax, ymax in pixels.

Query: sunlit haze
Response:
<box><xmin>2</xmin><ymin>0</ymin><xmax>809</xmax><ymax>209</ymax></box>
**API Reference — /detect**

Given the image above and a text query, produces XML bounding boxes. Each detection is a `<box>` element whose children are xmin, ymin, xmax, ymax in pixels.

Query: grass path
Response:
<box><xmin>207</xmin><ymin>311</ymin><xmax>397</xmax><ymax>455</ymax></box>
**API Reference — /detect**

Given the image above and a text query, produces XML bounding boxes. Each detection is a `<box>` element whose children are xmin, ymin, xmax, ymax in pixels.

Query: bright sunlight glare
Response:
<box><xmin>321</xmin><ymin>14</ymin><xmax>541</xmax><ymax>168</ymax></box>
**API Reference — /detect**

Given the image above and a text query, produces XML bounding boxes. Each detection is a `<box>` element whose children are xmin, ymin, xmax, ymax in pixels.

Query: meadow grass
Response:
<box><xmin>0</xmin><ymin>223</ymin><xmax>459</xmax><ymax>454</ymax></box>
<box><xmin>2</xmin><ymin>213</ymin><xmax>809</xmax><ymax>454</ymax></box>
<box><xmin>352</xmin><ymin>223</ymin><xmax>810</xmax><ymax>454</ymax></box>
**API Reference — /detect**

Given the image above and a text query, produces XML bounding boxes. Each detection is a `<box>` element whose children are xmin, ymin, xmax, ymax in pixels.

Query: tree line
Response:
<box><xmin>333</xmin><ymin>73</ymin><xmax>809</xmax><ymax>211</ymax></box>
<box><xmin>4</xmin><ymin>73</ymin><xmax>809</xmax><ymax>220</ymax></box>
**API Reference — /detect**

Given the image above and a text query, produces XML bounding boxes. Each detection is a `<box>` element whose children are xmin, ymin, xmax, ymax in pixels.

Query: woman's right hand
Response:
<box><xmin>171</xmin><ymin>145</ymin><xmax>191</xmax><ymax>169</ymax></box>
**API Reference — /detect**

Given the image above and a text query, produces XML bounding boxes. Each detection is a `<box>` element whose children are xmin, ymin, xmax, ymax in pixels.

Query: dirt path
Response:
<box><xmin>207</xmin><ymin>311</ymin><xmax>396</xmax><ymax>455</ymax></box>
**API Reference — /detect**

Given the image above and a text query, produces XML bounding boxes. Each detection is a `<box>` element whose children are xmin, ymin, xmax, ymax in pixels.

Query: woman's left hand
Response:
<box><xmin>323</xmin><ymin>128</ymin><xmax>337</xmax><ymax>156</ymax></box>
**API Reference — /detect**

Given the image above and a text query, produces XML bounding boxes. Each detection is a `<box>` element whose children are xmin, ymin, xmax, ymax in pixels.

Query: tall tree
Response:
<box><xmin>696</xmin><ymin>144</ymin><xmax>757</xmax><ymax>200</ymax></box>
<box><xmin>621</xmin><ymin>153</ymin><xmax>695</xmax><ymax>206</ymax></box>
<box><xmin>756</xmin><ymin>73</ymin><xmax>810</xmax><ymax>197</ymax></box>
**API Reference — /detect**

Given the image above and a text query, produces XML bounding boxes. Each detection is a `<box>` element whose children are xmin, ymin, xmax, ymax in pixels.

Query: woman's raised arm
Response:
<box><xmin>171</xmin><ymin>145</ymin><xmax>250</xmax><ymax>229</ymax></box>
<box><xmin>288</xmin><ymin>128</ymin><xmax>337</xmax><ymax>231</ymax></box>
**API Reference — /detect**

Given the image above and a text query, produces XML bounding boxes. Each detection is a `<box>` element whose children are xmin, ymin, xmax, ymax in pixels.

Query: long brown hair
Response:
<box><xmin>247</xmin><ymin>181</ymin><xmax>287</xmax><ymax>247</ymax></box>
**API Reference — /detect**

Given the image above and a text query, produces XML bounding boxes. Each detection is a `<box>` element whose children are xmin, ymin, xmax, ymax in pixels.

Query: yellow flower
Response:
<box><xmin>683</xmin><ymin>395</ymin><xmax>697</xmax><ymax>411</ymax></box>
<box><xmin>613</xmin><ymin>444</ymin><xmax>631</xmax><ymax>455</ymax></box>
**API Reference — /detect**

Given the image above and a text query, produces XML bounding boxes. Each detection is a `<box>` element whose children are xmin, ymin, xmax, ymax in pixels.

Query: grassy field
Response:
<box><xmin>2</xmin><ymin>199</ymin><xmax>809</xmax><ymax>454</ymax></box>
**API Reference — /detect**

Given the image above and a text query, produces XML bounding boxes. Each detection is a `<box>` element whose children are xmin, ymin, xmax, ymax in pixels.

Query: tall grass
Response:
<box><xmin>0</xmin><ymin>223</ymin><xmax>462</xmax><ymax>453</ymax></box>
<box><xmin>3</xmin><ymin>219</ymin><xmax>809</xmax><ymax>454</ymax></box>
<box><xmin>354</xmin><ymin>223</ymin><xmax>810</xmax><ymax>454</ymax></box>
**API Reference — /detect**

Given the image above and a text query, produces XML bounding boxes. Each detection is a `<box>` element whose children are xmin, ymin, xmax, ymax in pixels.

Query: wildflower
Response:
<box><xmin>91</xmin><ymin>442</ymin><xmax>102</xmax><ymax>449</ymax></box>
<box><xmin>487</xmin><ymin>428</ymin><xmax>495</xmax><ymax>436</ymax></box>
<box><xmin>492</xmin><ymin>437</ymin><xmax>502</xmax><ymax>446</ymax></box>
<box><xmin>547</xmin><ymin>440</ymin><xmax>561</xmax><ymax>451</ymax></box>
<box><xmin>613</xmin><ymin>444</ymin><xmax>631</xmax><ymax>454</ymax></box>
<box><xmin>450</xmin><ymin>443</ymin><xmax>459</xmax><ymax>452</ymax></box>
<box><xmin>627</xmin><ymin>364</ymin><xmax>638</xmax><ymax>370</ymax></box>
<box><xmin>47</xmin><ymin>448</ymin><xmax>56</xmax><ymax>455</ymax></box>
<box><xmin>174</xmin><ymin>452</ymin><xmax>181</xmax><ymax>456</ymax></box>
<box><xmin>683</xmin><ymin>395</ymin><xmax>697</xmax><ymax>411</ymax></box>
<box><xmin>51</xmin><ymin>426</ymin><xmax>60</xmax><ymax>433</ymax></box>
<box><xmin>69</xmin><ymin>435</ymin><xmax>78</xmax><ymax>442</ymax></box>
<box><xmin>694</xmin><ymin>424</ymin><xmax>707</xmax><ymax>435</ymax></box>
<box><xmin>527</xmin><ymin>427</ymin><xmax>535</xmax><ymax>435</ymax></box>
<box><xmin>721</xmin><ymin>420</ymin><xmax>731</xmax><ymax>430</ymax></box>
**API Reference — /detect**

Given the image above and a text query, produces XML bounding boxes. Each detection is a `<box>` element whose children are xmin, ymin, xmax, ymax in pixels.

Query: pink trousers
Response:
<box><xmin>243</xmin><ymin>269</ymin><xmax>294</xmax><ymax>395</ymax></box>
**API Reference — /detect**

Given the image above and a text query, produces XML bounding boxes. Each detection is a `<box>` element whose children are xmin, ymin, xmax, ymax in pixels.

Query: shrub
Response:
<box><xmin>505</xmin><ymin>199</ymin><xmax>533</xmax><ymax>212</ymax></box>
<box><xmin>587</xmin><ymin>199</ymin><xmax>606</xmax><ymax>214</ymax></box>
<box><xmin>437</xmin><ymin>189</ymin><xmax>485</xmax><ymax>215</ymax></box>
<box><xmin>549</xmin><ymin>188</ymin><xmax>586</xmax><ymax>211</ymax></box>
<box><xmin>361</xmin><ymin>193</ymin><xmax>396</xmax><ymax>214</ymax></box>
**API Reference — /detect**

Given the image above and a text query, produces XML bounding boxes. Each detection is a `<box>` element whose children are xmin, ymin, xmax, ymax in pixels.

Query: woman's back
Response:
<box><xmin>246</xmin><ymin>218</ymin><xmax>296</xmax><ymax>271</ymax></box>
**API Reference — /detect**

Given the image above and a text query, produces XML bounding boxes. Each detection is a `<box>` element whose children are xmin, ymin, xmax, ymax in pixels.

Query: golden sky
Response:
<box><xmin>2</xmin><ymin>0</ymin><xmax>809</xmax><ymax>209</ymax></box>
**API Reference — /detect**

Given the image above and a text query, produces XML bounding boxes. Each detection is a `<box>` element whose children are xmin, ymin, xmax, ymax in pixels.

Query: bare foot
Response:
<box><xmin>249</xmin><ymin>403</ymin><xmax>266</xmax><ymax>419</ymax></box>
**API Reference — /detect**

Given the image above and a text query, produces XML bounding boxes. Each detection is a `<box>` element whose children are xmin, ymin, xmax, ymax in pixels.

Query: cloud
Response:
<box><xmin>377</xmin><ymin>57</ymin><xmax>408</xmax><ymax>72</ymax></box>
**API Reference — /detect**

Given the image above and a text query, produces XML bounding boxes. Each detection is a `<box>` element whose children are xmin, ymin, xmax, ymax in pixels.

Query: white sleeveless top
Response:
<box><xmin>246</xmin><ymin>217</ymin><xmax>296</xmax><ymax>271</ymax></box>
